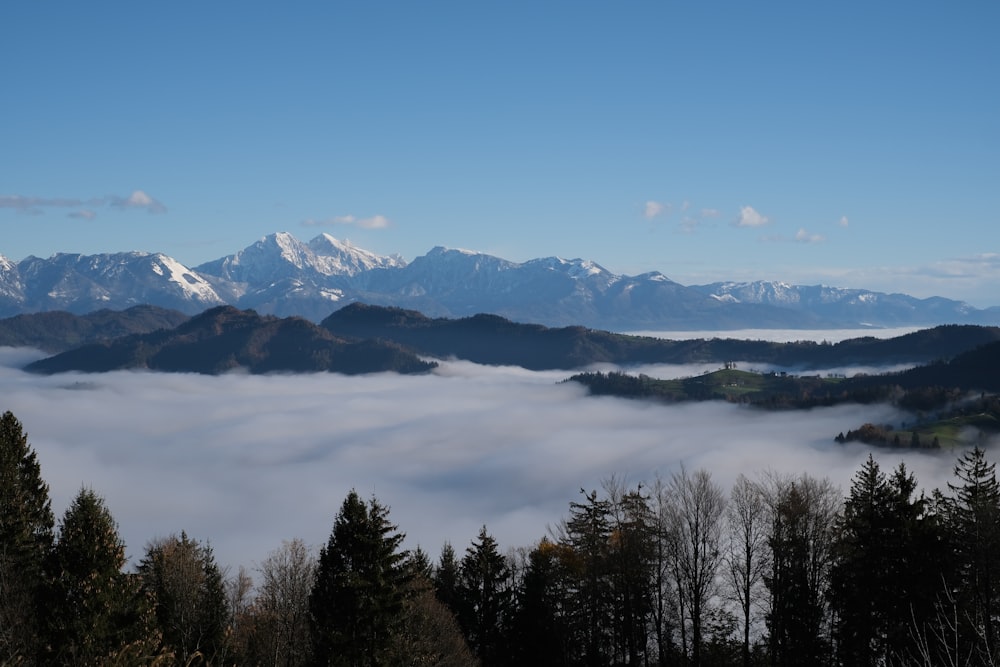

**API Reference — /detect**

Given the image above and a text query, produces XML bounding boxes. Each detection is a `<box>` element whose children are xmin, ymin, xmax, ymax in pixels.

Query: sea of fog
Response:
<box><xmin>0</xmin><ymin>326</ymin><xmax>974</xmax><ymax>573</ymax></box>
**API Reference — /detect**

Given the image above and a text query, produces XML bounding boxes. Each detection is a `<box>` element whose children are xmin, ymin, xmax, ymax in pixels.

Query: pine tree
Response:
<box><xmin>512</xmin><ymin>538</ymin><xmax>574</xmax><ymax>665</ymax></box>
<box><xmin>42</xmin><ymin>487</ymin><xmax>150</xmax><ymax>665</ymax></box>
<box><xmin>829</xmin><ymin>454</ymin><xmax>894</xmax><ymax>665</ymax></box>
<box><xmin>456</xmin><ymin>526</ymin><xmax>513</xmax><ymax>667</ymax></box>
<box><xmin>561</xmin><ymin>488</ymin><xmax>613</xmax><ymax>667</ymax></box>
<box><xmin>434</xmin><ymin>541</ymin><xmax>461</xmax><ymax>614</ymax></box>
<box><xmin>946</xmin><ymin>446</ymin><xmax>1000</xmax><ymax>660</ymax></box>
<box><xmin>0</xmin><ymin>410</ymin><xmax>54</xmax><ymax>664</ymax></box>
<box><xmin>309</xmin><ymin>490</ymin><xmax>410</xmax><ymax>666</ymax></box>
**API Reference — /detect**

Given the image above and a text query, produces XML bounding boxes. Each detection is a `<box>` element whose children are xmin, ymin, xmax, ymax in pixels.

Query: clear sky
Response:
<box><xmin>3</xmin><ymin>2</ymin><xmax>998</xmax><ymax>306</ymax></box>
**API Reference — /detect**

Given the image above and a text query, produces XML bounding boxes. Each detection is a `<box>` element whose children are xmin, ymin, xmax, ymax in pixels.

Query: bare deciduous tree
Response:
<box><xmin>663</xmin><ymin>466</ymin><xmax>727</xmax><ymax>666</ymax></box>
<box><xmin>726</xmin><ymin>473</ymin><xmax>768</xmax><ymax>667</ymax></box>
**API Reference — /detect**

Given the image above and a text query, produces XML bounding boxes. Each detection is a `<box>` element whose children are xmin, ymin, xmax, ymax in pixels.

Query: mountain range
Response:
<box><xmin>2</xmin><ymin>232</ymin><xmax>997</xmax><ymax>330</ymax></box>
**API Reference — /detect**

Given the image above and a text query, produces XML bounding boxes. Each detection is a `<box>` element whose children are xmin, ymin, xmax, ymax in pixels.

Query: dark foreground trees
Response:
<box><xmin>13</xmin><ymin>404</ymin><xmax>1000</xmax><ymax>666</ymax></box>
<box><xmin>0</xmin><ymin>410</ymin><xmax>54</xmax><ymax>664</ymax></box>
<box><xmin>42</xmin><ymin>488</ymin><xmax>152</xmax><ymax>664</ymax></box>
<box><xmin>309</xmin><ymin>490</ymin><xmax>412</xmax><ymax>666</ymax></box>
<box><xmin>137</xmin><ymin>532</ymin><xmax>229</xmax><ymax>664</ymax></box>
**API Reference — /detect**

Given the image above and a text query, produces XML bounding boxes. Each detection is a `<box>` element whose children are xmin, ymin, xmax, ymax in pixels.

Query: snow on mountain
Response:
<box><xmin>196</xmin><ymin>232</ymin><xmax>407</xmax><ymax>285</ymax></box>
<box><xmin>307</xmin><ymin>233</ymin><xmax>407</xmax><ymax>275</ymax></box>
<box><xmin>692</xmin><ymin>280</ymin><xmax>981</xmax><ymax>326</ymax></box>
<box><xmin>0</xmin><ymin>234</ymin><xmax>996</xmax><ymax>329</ymax></box>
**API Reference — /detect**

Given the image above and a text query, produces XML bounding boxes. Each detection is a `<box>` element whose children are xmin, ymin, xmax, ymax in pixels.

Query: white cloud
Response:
<box><xmin>303</xmin><ymin>214</ymin><xmax>392</xmax><ymax>229</ymax></box>
<box><xmin>643</xmin><ymin>201</ymin><xmax>667</xmax><ymax>219</ymax></box>
<box><xmin>68</xmin><ymin>209</ymin><xmax>97</xmax><ymax>221</ymax></box>
<box><xmin>110</xmin><ymin>190</ymin><xmax>167</xmax><ymax>214</ymax></box>
<box><xmin>795</xmin><ymin>228</ymin><xmax>826</xmax><ymax>244</ymax></box>
<box><xmin>838</xmin><ymin>215</ymin><xmax>849</xmax><ymax>227</ymax></box>
<box><xmin>735</xmin><ymin>205</ymin><xmax>770</xmax><ymax>228</ymax></box>
<box><xmin>0</xmin><ymin>352</ymin><xmax>968</xmax><ymax>574</ymax></box>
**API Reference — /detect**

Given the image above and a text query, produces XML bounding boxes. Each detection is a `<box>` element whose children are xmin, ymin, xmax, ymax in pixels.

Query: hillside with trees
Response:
<box><xmin>23</xmin><ymin>306</ymin><xmax>437</xmax><ymax>376</ymax></box>
<box><xmin>322</xmin><ymin>303</ymin><xmax>1000</xmax><ymax>370</ymax></box>
<box><xmin>7</xmin><ymin>409</ymin><xmax>1000</xmax><ymax>665</ymax></box>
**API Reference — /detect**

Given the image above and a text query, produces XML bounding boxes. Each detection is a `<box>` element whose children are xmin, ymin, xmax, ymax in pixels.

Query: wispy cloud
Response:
<box><xmin>109</xmin><ymin>190</ymin><xmax>167</xmax><ymax>214</ymax></box>
<box><xmin>0</xmin><ymin>191</ymin><xmax>166</xmax><ymax>217</ymax></box>
<box><xmin>643</xmin><ymin>201</ymin><xmax>668</xmax><ymax>219</ymax></box>
<box><xmin>795</xmin><ymin>228</ymin><xmax>826</xmax><ymax>244</ymax></box>
<box><xmin>734</xmin><ymin>205</ymin><xmax>770</xmax><ymax>228</ymax></box>
<box><xmin>838</xmin><ymin>215</ymin><xmax>849</xmax><ymax>227</ymax></box>
<box><xmin>303</xmin><ymin>214</ymin><xmax>392</xmax><ymax>229</ymax></box>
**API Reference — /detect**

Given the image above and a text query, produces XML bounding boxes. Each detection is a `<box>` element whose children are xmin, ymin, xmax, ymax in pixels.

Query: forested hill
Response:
<box><xmin>8</xmin><ymin>302</ymin><xmax>1000</xmax><ymax>375</ymax></box>
<box><xmin>0</xmin><ymin>305</ymin><xmax>189</xmax><ymax>353</ymax></box>
<box><xmin>23</xmin><ymin>306</ymin><xmax>436</xmax><ymax>375</ymax></box>
<box><xmin>322</xmin><ymin>302</ymin><xmax>1000</xmax><ymax>370</ymax></box>
<box><xmin>570</xmin><ymin>339</ymin><xmax>1000</xmax><ymax>406</ymax></box>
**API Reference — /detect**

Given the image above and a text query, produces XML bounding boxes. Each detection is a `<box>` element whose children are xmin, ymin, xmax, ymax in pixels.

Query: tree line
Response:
<box><xmin>5</xmin><ymin>408</ymin><xmax>1000</xmax><ymax>665</ymax></box>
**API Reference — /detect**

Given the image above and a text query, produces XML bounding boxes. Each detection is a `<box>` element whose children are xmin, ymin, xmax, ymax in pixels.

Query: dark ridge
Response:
<box><xmin>24</xmin><ymin>306</ymin><xmax>436</xmax><ymax>376</ymax></box>
<box><xmin>323</xmin><ymin>303</ymin><xmax>1000</xmax><ymax>371</ymax></box>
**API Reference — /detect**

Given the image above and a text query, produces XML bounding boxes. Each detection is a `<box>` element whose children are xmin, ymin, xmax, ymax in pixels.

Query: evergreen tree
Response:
<box><xmin>946</xmin><ymin>446</ymin><xmax>1000</xmax><ymax>661</ymax></box>
<box><xmin>42</xmin><ymin>488</ymin><xmax>150</xmax><ymax>665</ymax></box>
<box><xmin>764</xmin><ymin>475</ymin><xmax>838</xmax><ymax>667</ymax></box>
<box><xmin>309</xmin><ymin>490</ymin><xmax>410</xmax><ymax>666</ymax></box>
<box><xmin>561</xmin><ymin>488</ymin><xmax>613</xmax><ymax>667</ymax></box>
<box><xmin>512</xmin><ymin>538</ymin><xmax>574</xmax><ymax>665</ymax></box>
<box><xmin>434</xmin><ymin>541</ymin><xmax>461</xmax><ymax>614</ymax></box>
<box><xmin>605</xmin><ymin>481</ymin><xmax>654</xmax><ymax>665</ymax></box>
<box><xmin>137</xmin><ymin>532</ymin><xmax>229</xmax><ymax>664</ymax></box>
<box><xmin>456</xmin><ymin>526</ymin><xmax>513</xmax><ymax>667</ymax></box>
<box><xmin>829</xmin><ymin>455</ymin><xmax>894</xmax><ymax>665</ymax></box>
<box><xmin>0</xmin><ymin>410</ymin><xmax>54</xmax><ymax>664</ymax></box>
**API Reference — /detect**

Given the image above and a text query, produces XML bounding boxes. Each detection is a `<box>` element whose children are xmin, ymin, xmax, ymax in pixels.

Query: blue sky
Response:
<box><xmin>3</xmin><ymin>2</ymin><xmax>998</xmax><ymax>306</ymax></box>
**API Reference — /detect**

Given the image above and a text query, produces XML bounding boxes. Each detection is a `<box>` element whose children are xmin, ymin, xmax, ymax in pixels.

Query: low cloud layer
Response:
<box><xmin>0</xmin><ymin>348</ymin><xmax>973</xmax><ymax>574</ymax></box>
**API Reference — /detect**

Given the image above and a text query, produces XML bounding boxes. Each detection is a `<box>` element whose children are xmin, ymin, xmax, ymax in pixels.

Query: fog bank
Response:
<box><xmin>0</xmin><ymin>346</ymin><xmax>968</xmax><ymax>573</ymax></box>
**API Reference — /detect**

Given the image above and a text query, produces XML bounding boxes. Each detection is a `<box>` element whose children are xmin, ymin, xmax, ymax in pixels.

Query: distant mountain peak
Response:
<box><xmin>1</xmin><ymin>232</ymin><xmax>995</xmax><ymax>329</ymax></box>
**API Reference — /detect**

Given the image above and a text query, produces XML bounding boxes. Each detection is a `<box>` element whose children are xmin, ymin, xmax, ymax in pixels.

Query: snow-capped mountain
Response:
<box><xmin>0</xmin><ymin>232</ymin><xmax>996</xmax><ymax>330</ymax></box>
<box><xmin>692</xmin><ymin>281</ymin><xmax>981</xmax><ymax>327</ymax></box>
<box><xmin>1</xmin><ymin>251</ymin><xmax>225</xmax><ymax>316</ymax></box>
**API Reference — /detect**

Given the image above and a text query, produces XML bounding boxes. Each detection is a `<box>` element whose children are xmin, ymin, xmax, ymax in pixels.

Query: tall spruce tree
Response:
<box><xmin>0</xmin><ymin>410</ymin><xmax>54</xmax><ymax>664</ymax></box>
<box><xmin>946</xmin><ymin>446</ymin><xmax>1000</xmax><ymax>661</ymax></box>
<box><xmin>42</xmin><ymin>487</ymin><xmax>150</xmax><ymax>664</ymax></box>
<box><xmin>455</xmin><ymin>526</ymin><xmax>513</xmax><ymax>667</ymax></box>
<box><xmin>309</xmin><ymin>490</ymin><xmax>410</xmax><ymax>666</ymax></box>
<box><xmin>512</xmin><ymin>537</ymin><xmax>574</xmax><ymax>665</ymax></box>
<box><xmin>829</xmin><ymin>455</ymin><xmax>894</xmax><ymax>665</ymax></box>
<box><xmin>562</xmin><ymin>488</ymin><xmax>613</xmax><ymax>667</ymax></box>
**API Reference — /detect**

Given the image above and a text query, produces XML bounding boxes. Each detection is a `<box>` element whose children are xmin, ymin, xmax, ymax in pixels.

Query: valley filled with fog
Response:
<box><xmin>0</xmin><ymin>327</ymin><xmax>971</xmax><ymax>572</ymax></box>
